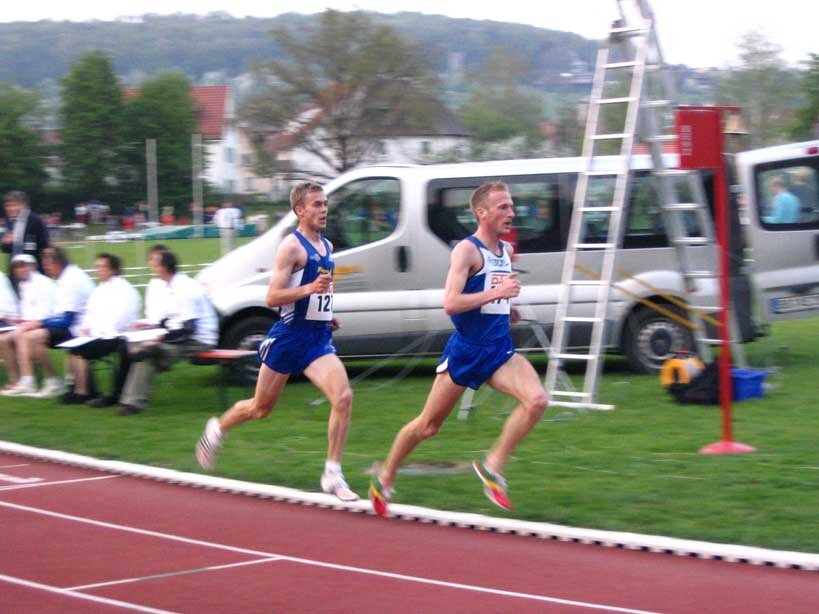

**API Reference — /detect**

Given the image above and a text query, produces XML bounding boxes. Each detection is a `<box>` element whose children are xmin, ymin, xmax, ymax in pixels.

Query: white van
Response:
<box><xmin>196</xmin><ymin>140</ymin><xmax>819</xmax><ymax>376</ymax></box>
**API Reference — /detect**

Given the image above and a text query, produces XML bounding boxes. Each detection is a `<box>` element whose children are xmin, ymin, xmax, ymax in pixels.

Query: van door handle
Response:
<box><xmin>396</xmin><ymin>245</ymin><xmax>410</xmax><ymax>272</ymax></box>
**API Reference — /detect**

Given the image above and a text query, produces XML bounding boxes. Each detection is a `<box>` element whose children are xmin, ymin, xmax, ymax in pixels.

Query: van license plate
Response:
<box><xmin>770</xmin><ymin>293</ymin><xmax>819</xmax><ymax>314</ymax></box>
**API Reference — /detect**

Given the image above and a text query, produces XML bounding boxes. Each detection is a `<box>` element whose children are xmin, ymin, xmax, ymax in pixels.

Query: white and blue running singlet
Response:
<box><xmin>450</xmin><ymin>236</ymin><xmax>513</xmax><ymax>344</ymax></box>
<box><xmin>279</xmin><ymin>230</ymin><xmax>335</xmax><ymax>329</ymax></box>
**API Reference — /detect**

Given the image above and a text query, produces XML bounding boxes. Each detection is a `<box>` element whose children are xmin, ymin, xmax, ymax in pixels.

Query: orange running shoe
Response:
<box><xmin>472</xmin><ymin>460</ymin><xmax>512</xmax><ymax>510</ymax></box>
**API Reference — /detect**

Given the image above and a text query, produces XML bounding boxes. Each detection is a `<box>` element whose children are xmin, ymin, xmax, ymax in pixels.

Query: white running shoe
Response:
<box><xmin>196</xmin><ymin>417</ymin><xmax>223</xmax><ymax>471</ymax></box>
<box><xmin>1</xmin><ymin>381</ymin><xmax>39</xmax><ymax>397</ymax></box>
<box><xmin>31</xmin><ymin>379</ymin><xmax>66</xmax><ymax>399</ymax></box>
<box><xmin>321</xmin><ymin>471</ymin><xmax>359</xmax><ymax>502</ymax></box>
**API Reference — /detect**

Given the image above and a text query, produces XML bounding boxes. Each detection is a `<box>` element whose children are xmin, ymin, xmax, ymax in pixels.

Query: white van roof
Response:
<box><xmin>329</xmin><ymin>154</ymin><xmax>677</xmax><ymax>188</ymax></box>
<box><xmin>736</xmin><ymin>140</ymin><xmax>819</xmax><ymax>166</ymax></box>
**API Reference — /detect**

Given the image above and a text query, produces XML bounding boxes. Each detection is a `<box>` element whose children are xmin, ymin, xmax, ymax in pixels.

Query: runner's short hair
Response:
<box><xmin>470</xmin><ymin>181</ymin><xmax>509</xmax><ymax>212</ymax></box>
<box><xmin>290</xmin><ymin>182</ymin><xmax>324</xmax><ymax>212</ymax></box>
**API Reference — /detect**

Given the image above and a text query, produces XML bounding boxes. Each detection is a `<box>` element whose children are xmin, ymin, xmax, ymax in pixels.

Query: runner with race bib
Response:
<box><xmin>196</xmin><ymin>181</ymin><xmax>358</xmax><ymax>502</ymax></box>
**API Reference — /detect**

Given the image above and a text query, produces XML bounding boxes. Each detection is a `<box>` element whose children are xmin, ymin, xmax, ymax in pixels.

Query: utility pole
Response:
<box><xmin>192</xmin><ymin>133</ymin><xmax>204</xmax><ymax>238</ymax></box>
<box><xmin>146</xmin><ymin>139</ymin><xmax>158</xmax><ymax>225</ymax></box>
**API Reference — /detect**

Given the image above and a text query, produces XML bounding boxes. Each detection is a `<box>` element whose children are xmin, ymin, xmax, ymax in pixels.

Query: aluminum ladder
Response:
<box><xmin>545</xmin><ymin>0</ymin><xmax>745</xmax><ymax>412</ymax></box>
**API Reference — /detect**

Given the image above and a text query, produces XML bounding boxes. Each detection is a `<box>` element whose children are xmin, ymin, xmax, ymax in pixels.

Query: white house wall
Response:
<box><xmin>202</xmin><ymin>91</ymin><xmax>239</xmax><ymax>194</ymax></box>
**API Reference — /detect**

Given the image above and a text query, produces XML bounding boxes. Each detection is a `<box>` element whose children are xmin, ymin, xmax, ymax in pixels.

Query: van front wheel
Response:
<box><xmin>622</xmin><ymin>305</ymin><xmax>695</xmax><ymax>374</ymax></box>
<box><xmin>221</xmin><ymin>316</ymin><xmax>277</xmax><ymax>385</ymax></box>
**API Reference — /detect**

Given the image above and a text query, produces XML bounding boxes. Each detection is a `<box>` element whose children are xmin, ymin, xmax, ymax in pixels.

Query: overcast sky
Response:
<box><xmin>3</xmin><ymin>1</ymin><xmax>815</xmax><ymax>69</ymax></box>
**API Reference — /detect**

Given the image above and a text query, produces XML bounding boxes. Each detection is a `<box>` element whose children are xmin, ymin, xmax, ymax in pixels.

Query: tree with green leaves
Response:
<box><xmin>458</xmin><ymin>48</ymin><xmax>544</xmax><ymax>156</ymax></box>
<box><xmin>0</xmin><ymin>85</ymin><xmax>46</xmax><ymax>202</ymax></box>
<box><xmin>241</xmin><ymin>10</ymin><xmax>443</xmax><ymax>178</ymax></box>
<box><xmin>60</xmin><ymin>51</ymin><xmax>126</xmax><ymax>203</ymax></box>
<box><xmin>553</xmin><ymin>101</ymin><xmax>585</xmax><ymax>156</ymax></box>
<box><xmin>789</xmin><ymin>54</ymin><xmax>819</xmax><ymax>140</ymax></box>
<box><xmin>123</xmin><ymin>73</ymin><xmax>198</xmax><ymax>210</ymax></box>
<box><xmin>715</xmin><ymin>32</ymin><xmax>800</xmax><ymax>148</ymax></box>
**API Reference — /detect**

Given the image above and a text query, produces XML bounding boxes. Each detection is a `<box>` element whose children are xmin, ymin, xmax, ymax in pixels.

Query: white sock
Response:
<box><xmin>19</xmin><ymin>376</ymin><xmax>35</xmax><ymax>387</ymax></box>
<box><xmin>207</xmin><ymin>418</ymin><xmax>223</xmax><ymax>438</ymax></box>
<box><xmin>47</xmin><ymin>377</ymin><xmax>62</xmax><ymax>386</ymax></box>
<box><xmin>324</xmin><ymin>461</ymin><xmax>341</xmax><ymax>475</ymax></box>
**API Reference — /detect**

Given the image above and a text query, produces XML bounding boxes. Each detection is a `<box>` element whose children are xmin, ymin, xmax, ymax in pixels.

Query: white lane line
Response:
<box><xmin>0</xmin><ymin>475</ymin><xmax>119</xmax><ymax>491</ymax></box>
<box><xmin>0</xmin><ymin>472</ymin><xmax>42</xmax><ymax>484</ymax></box>
<box><xmin>66</xmin><ymin>557</ymin><xmax>282</xmax><ymax>591</ymax></box>
<box><xmin>281</xmin><ymin>556</ymin><xmax>664</xmax><ymax>613</ymax></box>
<box><xmin>0</xmin><ymin>499</ymin><xmax>282</xmax><ymax>557</ymax></box>
<box><xmin>0</xmin><ymin>573</ymin><xmax>176</xmax><ymax>614</ymax></box>
<box><xmin>0</xmin><ymin>499</ymin><xmax>660</xmax><ymax>613</ymax></box>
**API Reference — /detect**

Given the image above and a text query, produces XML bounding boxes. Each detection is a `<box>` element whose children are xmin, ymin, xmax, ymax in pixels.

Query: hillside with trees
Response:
<box><xmin>0</xmin><ymin>12</ymin><xmax>596</xmax><ymax>89</ymax></box>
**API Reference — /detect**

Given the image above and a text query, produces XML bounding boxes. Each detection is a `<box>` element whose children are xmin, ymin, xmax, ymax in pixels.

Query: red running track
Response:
<box><xmin>1</xmin><ymin>452</ymin><xmax>817</xmax><ymax>613</ymax></box>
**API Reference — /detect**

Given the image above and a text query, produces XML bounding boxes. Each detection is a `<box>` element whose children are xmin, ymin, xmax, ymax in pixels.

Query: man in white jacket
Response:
<box><xmin>63</xmin><ymin>253</ymin><xmax>141</xmax><ymax>406</ymax></box>
<box><xmin>10</xmin><ymin>247</ymin><xmax>93</xmax><ymax>398</ymax></box>
<box><xmin>0</xmin><ymin>255</ymin><xmax>56</xmax><ymax>393</ymax></box>
<box><xmin>117</xmin><ymin>249</ymin><xmax>217</xmax><ymax>415</ymax></box>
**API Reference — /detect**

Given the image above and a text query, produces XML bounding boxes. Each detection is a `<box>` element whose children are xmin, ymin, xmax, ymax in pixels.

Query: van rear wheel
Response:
<box><xmin>622</xmin><ymin>305</ymin><xmax>695</xmax><ymax>374</ymax></box>
<box><xmin>222</xmin><ymin>316</ymin><xmax>277</xmax><ymax>385</ymax></box>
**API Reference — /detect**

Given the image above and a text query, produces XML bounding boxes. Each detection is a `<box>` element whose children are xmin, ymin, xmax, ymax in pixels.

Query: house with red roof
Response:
<box><xmin>189</xmin><ymin>85</ymin><xmax>239</xmax><ymax>193</ymax></box>
<box><xmin>125</xmin><ymin>85</ymin><xmax>239</xmax><ymax>194</ymax></box>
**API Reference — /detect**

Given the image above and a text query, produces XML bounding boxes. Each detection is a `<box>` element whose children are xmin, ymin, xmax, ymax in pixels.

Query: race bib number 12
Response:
<box><xmin>306</xmin><ymin>292</ymin><xmax>333</xmax><ymax>320</ymax></box>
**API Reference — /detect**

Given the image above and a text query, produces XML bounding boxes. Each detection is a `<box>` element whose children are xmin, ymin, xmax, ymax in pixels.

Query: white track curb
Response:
<box><xmin>2</xmin><ymin>440</ymin><xmax>817</xmax><ymax>572</ymax></box>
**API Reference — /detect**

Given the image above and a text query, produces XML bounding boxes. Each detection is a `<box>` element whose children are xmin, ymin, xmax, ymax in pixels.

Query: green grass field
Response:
<box><xmin>44</xmin><ymin>235</ymin><xmax>254</xmax><ymax>287</ymax></box>
<box><xmin>1</xmin><ymin>317</ymin><xmax>817</xmax><ymax>553</ymax></box>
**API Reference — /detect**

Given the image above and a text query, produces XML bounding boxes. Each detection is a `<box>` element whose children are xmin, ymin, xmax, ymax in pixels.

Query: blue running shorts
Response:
<box><xmin>436</xmin><ymin>332</ymin><xmax>515</xmax><ymax>390</ymax></box>
<box><xmin>257</xmin><ymin>321</ymin><xmax>336</xmax><ymax>374</ymax></box>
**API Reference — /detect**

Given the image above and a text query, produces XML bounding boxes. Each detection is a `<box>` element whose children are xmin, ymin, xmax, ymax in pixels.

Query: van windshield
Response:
<box><xmin>324</xmin><ymin>178</ymin><xmax>400</xmax><ymax>250</ymax></box>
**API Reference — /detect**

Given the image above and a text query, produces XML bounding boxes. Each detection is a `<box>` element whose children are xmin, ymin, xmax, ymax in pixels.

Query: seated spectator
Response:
<box><xmin>10</xmin><ymin>247</ymin><xmax>94</xmax><ymax>398</ymax></box>
<box><xmin>763</xmin><ymin>176</ymin><xmax>800</xmax><ymax>224</ymax></box>
<box><xmin>62</xmin><ymin>253</ymin><xmax>141</xmax><ymax>406</ymax></box>
<box><xmin>790</xmin><ymin>168</ymin><xmax>818</xmax><ymax>217</ymax></box>
<box><xmin>0</xmin><ymin>255</ymin><xmax>56</xmax><ymax>394</ymax></box>
<box><xmin>0</xmin><ymin>269</ymin><xmax>17</xmax><ymax>326</ymax></box>
<box><xmin>117</xmin><ymin>250</ymin><xmax>217</xmax><ymax>416</ymax></box>
<box><xmin>132</xmin><ymin>244</ymin><xmax>171</xmax><ymax>329</ymax></box>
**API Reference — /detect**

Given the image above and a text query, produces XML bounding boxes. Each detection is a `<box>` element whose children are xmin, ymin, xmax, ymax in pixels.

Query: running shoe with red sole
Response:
<box><xmin>369</xmin><ymin>476</ymin><xmax>394</xmax><ymax>518</ymax></box>
<box><xmin>472</xmin><ymin>460</ymin><xmax>513</xmax><ymax>510</ymax></box>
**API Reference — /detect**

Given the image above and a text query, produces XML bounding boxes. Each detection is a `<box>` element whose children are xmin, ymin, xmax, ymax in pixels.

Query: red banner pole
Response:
<box><xmin>716</xmin><ymin>164</ymin><xmax>734</xmax><ymax>440</ymax></box>
<box><xmin>698</xmin><ymin>115</ymin><xmax>755</xmax><ymax>455</ymax></box>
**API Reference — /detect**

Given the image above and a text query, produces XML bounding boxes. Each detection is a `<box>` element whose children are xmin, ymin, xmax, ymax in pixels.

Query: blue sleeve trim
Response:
<box><xmin>41</xmin><ymin>311</ymin><xmax>76</xmax><ymax>329</ymax></box>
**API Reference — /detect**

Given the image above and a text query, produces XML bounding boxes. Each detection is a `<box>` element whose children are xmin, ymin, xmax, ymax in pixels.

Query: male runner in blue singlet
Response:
<box><xmin>370</xmin><ymin>181</ymin><xmax>548</xmax><ymax>516</ymax></box>
<box><xmin>196</xmin><ymin>182</ymin><xmax>357</xmax><ymax>501</ymax></box>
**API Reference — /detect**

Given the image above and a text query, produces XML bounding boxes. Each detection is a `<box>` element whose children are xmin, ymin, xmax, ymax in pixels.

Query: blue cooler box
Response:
<box><xmin>731</xmin><ymin>369</ymin><xmax>766</xmax><ymax>401</ymax></box>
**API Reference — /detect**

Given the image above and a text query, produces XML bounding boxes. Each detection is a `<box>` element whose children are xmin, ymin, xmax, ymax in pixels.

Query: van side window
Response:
<box><xmin>624</xmin><ymin>172</ymin><xmax>687</xmax><ymax>248</ymax></box>
<box><xmin>510</xmin><ymin>181</ymin><xmax>562</xmax><ymax>253</ymax></box>
<box><xmin>572</xmin><ymin>172</ymin><xmax>693</xmax><ymax>248</ymax></box>
<box><xmin>325</xmin><ymin>178</ymin><xmax>400</xmax><ymax>250</ymax></box>
<box><xmin>427</xmin><ymin>177</ymin><xmax>563</xmax><ymax>252</ymax></box>
<box><xmin>756</xmin><ymin>163</ymin><xmax>819</xmax><ymax>228</ymax></box>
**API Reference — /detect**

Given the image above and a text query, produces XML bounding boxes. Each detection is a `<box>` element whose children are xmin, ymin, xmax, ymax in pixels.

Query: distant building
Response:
<box><xmin>125</xmin><ymin>85</ymin><xmax>239</xmax><ymax>194</ymax></box>
<box><xmin>189</xmin><ymin>85</ymin><xmax>238</xmax><ymax>194</ymax></box>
